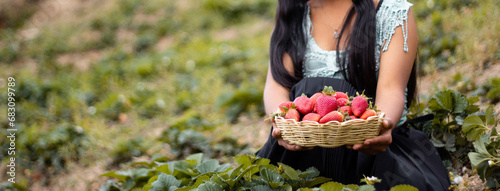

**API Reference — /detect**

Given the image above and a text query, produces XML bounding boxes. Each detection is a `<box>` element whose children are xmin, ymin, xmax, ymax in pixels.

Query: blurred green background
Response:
<box><xmin>0</xmin><ymin>0</ymin><xmax>498</xmax><ymax>190</ymax></box>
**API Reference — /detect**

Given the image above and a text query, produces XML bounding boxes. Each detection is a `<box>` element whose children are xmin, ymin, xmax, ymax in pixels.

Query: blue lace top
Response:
<box><xmin>303</xmin><ymin>0</ymin><xmax>413</xmax><ymax>125</ymax></box>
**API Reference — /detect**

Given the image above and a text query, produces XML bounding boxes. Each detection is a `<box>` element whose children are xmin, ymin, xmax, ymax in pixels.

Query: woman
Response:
<box><xmin>256</xmin><ymin>0</ymin><xmax>450</xmax><ymax>190</ymax></box>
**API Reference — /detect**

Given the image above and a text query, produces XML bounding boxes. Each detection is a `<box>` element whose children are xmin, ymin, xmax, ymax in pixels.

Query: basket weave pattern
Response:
<box><xmin>275</xmin><ymin>113</ymin><xmax>385</xmax><ymax>148</ymax></box>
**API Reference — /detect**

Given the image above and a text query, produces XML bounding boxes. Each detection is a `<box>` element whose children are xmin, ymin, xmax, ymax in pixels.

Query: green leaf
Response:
<box><xmin>151</xmin><ymin>154</ymin><xmax>170</xmax><ymax>162</ymax></box>
<box><xmin>473</xmin><ymin>137</ymin><xmax>490</xmax><ymax>156</ymax></box>
<box><xmin>99</xmin><ymin>180</ymin><xmax>121</xmax><ymax>191</ymax></box>
<box><xmin>345</xmin><ymin>184</ymin><xmax>359</xmax><ymax>190</ymax></box>
<box><xmin>485</xmin><ymin>106</ymin><xmax>496</xmax><ymax>125</ymax></box>
<box><xmin>281</xmin><ymin>184</ymin><xmax>293</xmax><ymax>191</ymax></box>
<box><xmin>143</xmin><ymin>175</ymin><xmax>159</xmax><ymax>191</ymax></box>
<box><xmin>186</xmin><ymin>153</ymin><xmax>204</xmax><ymax>164</ymax></box>
<box><xmin>305</xmin><ymin>177</ymin><xmax>332</xmax><ymax>188</ymax></box>
<box><xmin>468</xmin><ymin>152</ymin><xmax>490</xmax><ymax>168</ymax></box>
<box><xmin>210</xmin><ymin>174</ymin><xmax>228</xmax><ymax>187</ymax></box>
<box><xmin>389</xmin><ymin>185</ymin><xmax>418</xmax><ymax>191</ymax></box>
<box><xmin>319</xmin><ymin>182</ymin><xmax>344</xmax><ymax>191</ymax></box>
<box><xmin>467</xmin><ymin>96</ymin><xmax>480</xmax><ymax>104</ymax></box>
<box><xmin>297</xmin><ymin>188</ymin><xmax>315</xmax><ymax>191</ymax></box>
<box><xmin>429</xmin><ymin>136</ymin><xmax>445</xmax><ymax>148</ymax></box>
<box><xmin>197</xmin><ymin>159</ymin><xmax>219</xmax><ymax>174</ymax></box>
<box><xmin>492</xmin><ymin>126</ymin><xmax>498</xmax><ymax>139</ymax></box>
<box><xmin>357</xmin><ymin>185</ymin><xmax>376</xmax><ymax>191</ymax></box>
<box><xmin>455</xmin><ymin>115</ymin><xmax>465</xmax><ymax>125</ymax></box>
<box><xmin>185</xmin><ymin>159</ymin><xmax>199</xmax><ymax>166</ymax></box>
<box><xmin>151</xmin><ymin>173</ymin><xmax>181</xmax><ymax>191</ymax></box>
<box><xmin>429</xmin><ymin>90</ymin><xmax>454</xmax><ymax>112</ymax></box>
<box><xmin>101</xmin><ymin>171</ymin><xmax>132</xmax><ymax>182</ymax></box>
<box><xmin>216</xmin><ymin>163</ymin><xmax>231</xmax><ymax>173</ymax></box>
<box><xmin>131</xmin><ymin>161</ymin><xmax>154</xmax><ymax>168</ymax></box>
<box><xmin>198</xmin><ymin>182</ymin><xmax>224</xmax><ymax>191</ymax></box>
<box><xmin>299</xmin><ymin>167</ymin><xmax>321</xmax><ymax>179</ymax></box>
<box><xmin>155</xmin><ymin>164</ymin><xmax>172</xmax><ymax>175</ymax></box>
<box><xmin>452</xmin><ymin>92</ymin><xmax>468</xmax><ymax>113</ymax></box>
<box><xmin>278</xmin><ymin>163</ymin><xmax>299</xmax><ymax>180</ymax></box>
<box><xmin>260</xmin><ymin>168</ymin><xmax>283</xmax><ymax>188</ymax></box>
<box><xmin>443</xmin><ymin>132</ymin><xmax>455</xmax><ymax>149</ymax></box>
<box><xmin>251</xmin><ymin>185</ymin><xmax>274</xmax><ymax>191</ymax></box>
<box><xmin>476</xmin><ymin>160</ymin><xmax>489</xmax><ymax>180</ymax></box>
<box><xmin>234</xmin><ymin>155</ymin><xmax>252</xmax><ymax>167</ymax></box>
<box><xmin>467</xmin><ymin>128</ymin><xmax>484</xmax><ymax>141</ymax></box>
<box><xmin>463</xmin><ymin>115</ymin><xmax>485</xmax><ymax>132</ymax></box>
<box><xmin>466</xmin><ymin>96</ymin><xmax>480</xmax><ymax>114</ymax></box>
<box><xmin>172</xmin><ymin>161</ymin><xmax>194</xmax><ymax>177</ymax></box>
<box><xmin>255</xmin><ymin>157</ymin><xmax>271</xmax><ymax>166</ymax></box>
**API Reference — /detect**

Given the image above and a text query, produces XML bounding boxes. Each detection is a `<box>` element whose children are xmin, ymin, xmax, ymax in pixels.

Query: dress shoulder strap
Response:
<box><xmin>376</xmin><ymin>0</ymin><xmax>413</xmax><ymax>52</ymax></box>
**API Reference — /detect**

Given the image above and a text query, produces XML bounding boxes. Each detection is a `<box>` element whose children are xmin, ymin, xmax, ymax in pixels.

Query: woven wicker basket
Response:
<box><xmin>275</xmin><ymin>113</ymin><xmax>385</xmax><ymax>148</ymax></box>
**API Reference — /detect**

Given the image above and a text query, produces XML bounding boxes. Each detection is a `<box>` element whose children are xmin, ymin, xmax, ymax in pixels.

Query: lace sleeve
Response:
<box><xmin>376</xmin><ymin>0</ymin><xmax>413</xmax><ymax>52</ymax></box>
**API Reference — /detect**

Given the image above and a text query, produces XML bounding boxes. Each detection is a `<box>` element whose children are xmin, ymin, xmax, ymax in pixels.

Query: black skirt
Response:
<box><xmin>256</xmin><ymin>77</ymin><xmax>450</xmax><ymax>190</ymax></box>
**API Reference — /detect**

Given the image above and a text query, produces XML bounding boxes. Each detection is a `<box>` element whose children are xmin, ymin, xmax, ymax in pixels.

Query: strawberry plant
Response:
<box><xmin>484</xmin><ymin>78</ymin><xmax>500</xmax><ymax>104</ymax></box>
<box><xmin>0</xmin><ymin>124</ymin><xmax>88</xmax><ymax>186</ymax></box>
<box><xmin>407</xmin><ymin>89</ymin><xmax>499</xmax><ymax>188</ymax></box>
<box><xmin>100</xmin><ymin>153</ymin><xmax>417</xmax><ymax>191</ymax></box>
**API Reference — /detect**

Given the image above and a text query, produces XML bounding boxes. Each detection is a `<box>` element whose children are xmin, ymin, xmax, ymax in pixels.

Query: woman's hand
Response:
<box><xmin>272</xmin><ymin>123</ymin><xmax>314</xmax><ymax>151</ymax></box>
<box><xmin>347</xmin><ymin>118</ymin><xmax>394</xmax><ymax>155</ymax></box>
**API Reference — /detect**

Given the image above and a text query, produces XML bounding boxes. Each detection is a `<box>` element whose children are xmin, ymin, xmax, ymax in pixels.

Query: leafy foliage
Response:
<box><xmin>407</xmin><ymin>90</ymin><xmax>499</xmax><ymax>187</ymax></box>
<box><xmin>484</xmin><ymin>78</ymin><xmax>500</xmax><ymax>104</ymax></box>
<box><xmin>100</xmin><ymin>153</ymin><xmax>416</xmax><ymax>191</ymax></box>
<box><xmin>0</xmin><ymin>124</ymin><xmax>88</xmax><ymax>185</ymax></box>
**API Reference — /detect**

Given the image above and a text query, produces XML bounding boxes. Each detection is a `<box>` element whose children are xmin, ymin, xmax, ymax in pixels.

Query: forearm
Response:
<box><xmin>374</xmin><ymin>88</ymin><xmax>406</xmax><ymax>126</ymax></box>
<box><xmin>263</xmin><ymin>66</ymin><xmax>291</xmax><ymax>116</ymax></box>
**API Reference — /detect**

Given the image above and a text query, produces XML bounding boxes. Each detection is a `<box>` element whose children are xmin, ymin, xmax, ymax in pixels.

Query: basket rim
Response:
<box><xmin>275</xmin><ymin>112</ymin><xmax>385</xmax><ymax>125</ymax></box>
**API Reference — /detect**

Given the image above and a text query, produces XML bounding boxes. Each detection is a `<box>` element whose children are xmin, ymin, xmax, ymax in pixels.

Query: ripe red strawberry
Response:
<box><xmin>348</xmin><ymin>115</ymin><xmax>358</xmax><ymax>120</ymax></box>
<box><xmin>278</xmin><ymin>101</ymin><xmax>294</xmax><ymax>113</ymax></box>
<box><xmin>294</xmin><ymin>94</ymin><xmax>313</xmax><ymax>114</ymax></box>
<box><xmin>316</xmin><ymin>96</ymin><xmax>338</xmax><ymax>117</ymax></box>
<box><xmin>351</xmin><ymin>94</ymin><xmax>368</xmax><ymax>117</ymax></box>
<box><xmin>319</xmin><ymin>111</ymin><xmax>344</xmax><ymax>123</ymax></box>
<box><xmin>360</xmin><ymin>109</ymin><xmax>377</xmax><ymax>120</ymax></box>
<box><xmin>285</xmin><ymin>108</ymin><xmax>300</xmax><ymax>122</ymax></box>
<box><xmin>337</xmin><ymin>98</ymin><xmax>349</xmax><ymax>107</ymax></box>
<box><xmin>302</xmin><ymin>113</ymin><xmax>321</xmax><ymax>122</ymax></box>
<box><xmin>338</xmin><ymin>106</ymin><xmax>353</xmax><ymax>115</ymax></box>
<box><xmin>310</xmin><ymin>93</ymin><xmax>324</xmax><ymax>113</ymax></box>
<box><xmin>333</xmin><ymin>92</ymin><xmax>349</xmax><ymax>100</ymax></box>
<box><xmin>310</xmin><ymin>93</ymin><xmax>324</xmax><ymax>104</ymax></box>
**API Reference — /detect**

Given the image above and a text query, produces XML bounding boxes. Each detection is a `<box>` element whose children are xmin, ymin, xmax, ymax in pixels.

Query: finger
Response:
<box><xmin>272</xmin><ymin>128</ymin><xmax>282</xmax><ymax>139</ymax></box>
<box><xmin>352</xmin><ymin>143</ymin><xmax>364</xmax><ymax>150</ymax></box>
<box><xmin>364</xmin><ymin>133</ymin><xmax>392</xmax><ymax>146</ymax></box>
<box><xmin>301</xmin><ymin>146</ymin><xmax>314</xmax><ymax>151</ymax></box>
<box><xmin>382</xmin><ymin>118</ymin><xmax>394</xmax><ymax>129</ymax></box>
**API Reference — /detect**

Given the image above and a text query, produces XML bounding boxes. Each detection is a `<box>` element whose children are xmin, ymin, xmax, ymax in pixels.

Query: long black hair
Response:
<box><xmin>269</xmin><ymin>0</ymin><xmax>417</xmax><ymax>107</ymax></box>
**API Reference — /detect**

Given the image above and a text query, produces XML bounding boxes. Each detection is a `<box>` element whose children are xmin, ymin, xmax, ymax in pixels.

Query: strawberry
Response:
<box><xmin>333</xmin><ymin>92</ymin><xmax>349</xmax><ymax>100</ymax></box>
<box><xmin>278</xmin><ymin>101</ymin><xmax>294</xmax><ymax>113</ymax></box>
<box><xmin>310</xmin><ymin>92</ymin><xmax>324</xmax><ymax>113</ymax></box>
<box><xmin>302</xmin><ymin>113</ymin><xmax>321</xmax><ymax>122</ymax></box>
<box><xmin>319</xmin><ymin>111</ymin><xmax>344</xmax><ymax>123</ymax></box>
<box><xmin>360</xmin><ymin>109</ymin><xmax>377</xmax><ymax>120</ymax></box>
<box><xmin>351</xmin><ymin>93</ymin><xmax>369</xmax><ymax>117</ymax></box>
<box><xmin>337</xmin><ymin>98</ymin><xmax>349</xmax><ymax>107</ymax></box>
<box><xmin>349</xmin><ymin>115</ymin><xmax>358</xmax><ymax>120</ymax></box>
<box><xmin>284</xmin><ymin>108</ymin><xmax>300</xmax><ymax>122</ymax></box>
<box><xmin>316</xmin><ymin>95</ymin><xmax>338</xmax><ymax>117</ymax></box>
<box><xmin>294</xmin><ymin>94</ymin><xmax>314</xmax><ymax>114</ymax></box>
<box><xmin>338</xmin><ymin>106</ymin><xmax>353</xmax><ymax>115</ymax></box>
<box><xmin>310</xmin><ymin>93</ymin><xmax>324</xmax><ymax>104</ymax></box>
